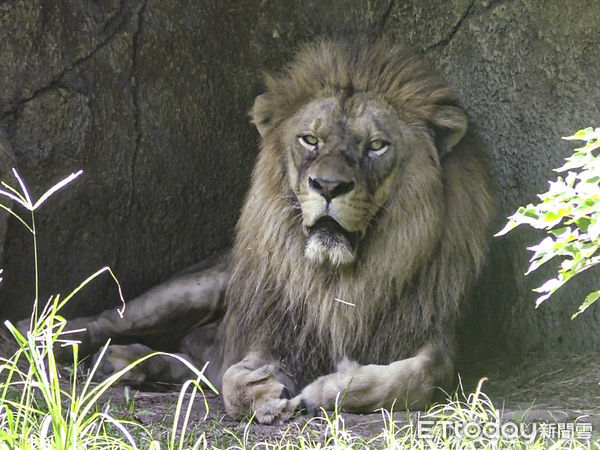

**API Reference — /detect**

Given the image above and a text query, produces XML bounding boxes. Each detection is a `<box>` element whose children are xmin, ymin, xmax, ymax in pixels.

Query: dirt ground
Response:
<box><xmin>465</xmin><ymin>352</ymin><xmax>600</xmax><ymax>420</ymax></box>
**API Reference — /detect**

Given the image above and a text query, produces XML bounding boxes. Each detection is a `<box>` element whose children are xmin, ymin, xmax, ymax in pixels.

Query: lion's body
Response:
<box><xmin>221</xmin><ymin>39</ymin><xmax>492</xmax><ymax>391</ymax></box>
<box><xmin>49</xmin><ymin>38</ymin><xmax>493</xmax><ymax>423</ymax></box>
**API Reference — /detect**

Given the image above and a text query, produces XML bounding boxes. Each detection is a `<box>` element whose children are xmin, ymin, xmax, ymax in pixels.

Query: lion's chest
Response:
<box><xmin>272</xmin><ymin>281</ymin><xmax>431</xmax><ymax>386</ymax></box>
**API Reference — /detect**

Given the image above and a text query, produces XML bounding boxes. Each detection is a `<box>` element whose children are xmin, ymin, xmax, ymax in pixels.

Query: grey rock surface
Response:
<box><xmin>0</xmin><ymin>0</ymin><xmax>598</xmax><ymax>361</ymax></box>
<box><xmin>0</xmin><ymin>127</ymin><xmax>15</xmax><ymax>271</ymax></box>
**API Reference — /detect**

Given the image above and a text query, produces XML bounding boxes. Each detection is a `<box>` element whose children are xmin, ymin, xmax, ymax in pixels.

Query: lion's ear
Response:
<box><xmin>250</xmin><ymin>94</ymin><xmax>273</xmax><ymax>138</ymax></box>
<box><xmin>429</xmin><ymin>105</ymin><xmax>467</xmax><ymax>155</ymax></box>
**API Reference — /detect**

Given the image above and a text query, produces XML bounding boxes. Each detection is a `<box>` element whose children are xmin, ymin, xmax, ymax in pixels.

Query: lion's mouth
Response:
<box><xmin>308</xmin><ymin>216</ymin><xmax>361</xmax><ymax>251</ymax></box>
<box><xmin>304</xmin><ymin>216</ymin><xmax>360</xmax><ymax>266</ymax></box>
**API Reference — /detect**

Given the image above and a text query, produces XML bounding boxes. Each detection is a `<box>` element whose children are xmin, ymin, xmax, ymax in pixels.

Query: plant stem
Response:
<box><xmin>31</xmin><ymin>210</ymin><xmax>40</xmax><ymax>325</ymax></box>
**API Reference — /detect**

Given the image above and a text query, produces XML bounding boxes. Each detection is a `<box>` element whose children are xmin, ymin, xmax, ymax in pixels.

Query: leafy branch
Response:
<box><xmin>496</xmin><ymin>127</ymin><xmax>600</xmax><ymax>318</ymax></box>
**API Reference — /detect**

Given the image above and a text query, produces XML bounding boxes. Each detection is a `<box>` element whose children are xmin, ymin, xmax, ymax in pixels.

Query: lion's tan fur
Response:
<box><xmin>221</xmin><ymin>38</ymin><xmax>493</xmax><ymax>389</ymax></box>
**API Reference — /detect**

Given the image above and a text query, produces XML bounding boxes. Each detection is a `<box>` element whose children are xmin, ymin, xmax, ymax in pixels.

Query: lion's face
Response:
<box><xmin>282</xmin><ymin>95</ymin><xmax>408</xmax><ymax>266</ymax></box>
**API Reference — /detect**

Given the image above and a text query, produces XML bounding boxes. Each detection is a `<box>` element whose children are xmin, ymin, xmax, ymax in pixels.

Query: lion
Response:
<box><xmin>31</xmin><ymin>37</ymin><xmax>493</xmax><ymax>424</ymax></box>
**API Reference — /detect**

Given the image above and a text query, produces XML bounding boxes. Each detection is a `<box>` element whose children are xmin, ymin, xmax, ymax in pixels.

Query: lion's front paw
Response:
<box><xmin>222</xmin><ymin>355</ymin><xmax>298</xmax><ymax>424</ymax></box>
<box><xmin>296</xmin><ymin>377</ymin><xmax>332</xmax><ymax>417</ymax></box>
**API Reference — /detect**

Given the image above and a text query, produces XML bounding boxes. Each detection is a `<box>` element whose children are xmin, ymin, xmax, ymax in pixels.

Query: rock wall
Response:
<box><xmin>0</xmin><ymin>0</ymin><xmax>598</xmax><ymax>357</ymax></box>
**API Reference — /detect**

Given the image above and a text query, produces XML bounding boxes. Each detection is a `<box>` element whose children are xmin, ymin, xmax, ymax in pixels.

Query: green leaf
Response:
<box><xmin>574</xmin><ymin>217</ymin><xmax>591</xmax><ymax>232</ymax></box>
<box><xmin>563</xmin><ymin>127</ymin><xmax>594</xmax><ymax>141</ymax></box>
<box><xmin>572</xmin><ymin>290</ymin><xmax>600</xmax><ymax>319</ymax></box>
<box><xmin>494</xmin><ymin>220</ymin><xmax>517</xmax><ymax>237</ymax></box>
<box><xmin>560</xmin><ymin>243</ymin><xmax>579</xmax><ymax>256</ymax></box>
<box><xmin>580</xmin><ymin>242</ymin><xmax>598</xmax><ymax>258</ymax></box>
<box><xmin>523</xmin><ymin>207</ymin><xmax>540</xmax><ymax>219</ymax></box>
<box><xmin>533</xmin><ymin>277</ymin><xmax>563</xmax><ymax>294</ymax></box>
<box><xmin>550</xmin><ymin>225</ymin><xmax>570</xmax><ymax>237</ymax></box>
<box><xmin>576</xmin><ymin>127</ymin><xmax>594</xmax><ymax>138</ymax></box>
<box><xmin>534</xmin><ymin>291</ymin><xmax>554</xmax><ymax>308</ymax></box>
<box><xmin>526</xmin><ymin>252</ymin><xmax>555</xmax><ymax>274</ymax></box>
<box><xmin>527</xmin><ymin>236</ymin><xmax>555</xmax><ymax>256</ymax></box>
<box><xmin>557</xmin><ymin>152</ymin><xmax>587</xmax><ymax>172</ymax></box>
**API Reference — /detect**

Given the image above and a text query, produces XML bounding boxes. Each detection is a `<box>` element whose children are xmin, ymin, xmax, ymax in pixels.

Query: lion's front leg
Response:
<box><xmin>297</xmin><ymin>343</ymin><xmax>452</xmax><ymax>414</ymax></box>
<box><xmin>222</xmin><ymin>352</ymin><xmax>299</xmax><ymax>424</ymax></box>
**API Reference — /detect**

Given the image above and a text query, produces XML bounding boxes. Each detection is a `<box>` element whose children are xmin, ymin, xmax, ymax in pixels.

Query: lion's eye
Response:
<box><xmin>367</xmin><ymin>139</ymin><xmax>390</xmax><ymax>157</ymax></box>
<box><xmin>299</xmin><ymin>134</ymin><xmax>319</xmax><ymax>149</ymax></box>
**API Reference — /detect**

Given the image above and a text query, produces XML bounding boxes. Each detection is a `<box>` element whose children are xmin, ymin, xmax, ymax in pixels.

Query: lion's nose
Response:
<box><xmin>308</xmin><ymin>177</ymin><xmax>355</xmax><ymax>202</ymax></box>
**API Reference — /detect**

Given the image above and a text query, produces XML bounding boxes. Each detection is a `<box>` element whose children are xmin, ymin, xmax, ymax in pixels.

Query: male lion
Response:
<box><xmin>44</xmin><ymin>38</ymin><xmax>493</xmax><ymax>424</ymax></box>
